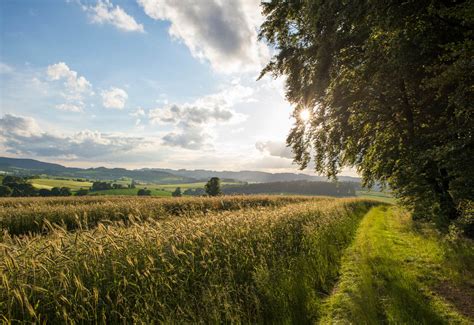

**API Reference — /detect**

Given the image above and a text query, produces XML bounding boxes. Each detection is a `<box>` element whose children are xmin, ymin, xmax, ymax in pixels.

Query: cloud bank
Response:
<box><xmin>0</xmin><ymin>114</ymin><xmax>145</xmax><ymax>160</ymax></box>
<box><xmin>255</xmin><ymin>140</ymin><xmax>294</xmax><ymax>159</ymax></box>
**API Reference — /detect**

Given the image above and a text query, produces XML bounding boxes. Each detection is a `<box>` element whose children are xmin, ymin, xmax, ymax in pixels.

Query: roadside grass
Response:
<box><xmin>320</xmin><ymin>206</ymin><xmax>473</xmax><ymax>324</ymax></box>
<box><xmin>356</xmin><ymin>190</ymin><xmax>396</xmax><ymax>204</ymax></box>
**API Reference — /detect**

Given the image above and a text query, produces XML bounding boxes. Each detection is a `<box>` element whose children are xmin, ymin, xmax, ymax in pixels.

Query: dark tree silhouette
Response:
<box><xmin>172</xmin><ymin>187</ymin><xmax>182</xmax><ymax>197</ymax></box>
<box><xmin>205</xmin><ymin>177</ymin><xmax>221</xmax><ymax>196</ymax></box>
<box><xmin>260</xmin><ymin>0</ymin><xmax>473</xmax><ymax>230</ymax></box>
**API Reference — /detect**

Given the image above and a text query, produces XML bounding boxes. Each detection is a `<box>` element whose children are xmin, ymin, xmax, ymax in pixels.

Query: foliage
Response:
<box><xmin>0</xmin><ymin>198</ymin><xmax>378</xmax><ymax>323</ymax></box>
<box><xmin>91</xmin><ymin>181</ymin><xmax>112</xmax><ymax>191</ymax></box>
<box><xmin>2</xmin><ymin>176</ymin><xmax>37</xmax><ymax>197</ymax></box>
<box><xmin>137</xmin><ymin>188</ymin><xmax>152</xmax><ymax>196</ymax></box>
<box><xmin>0</xmin><ymin>185</ymin><xmax>12</xmax><ymax>197</ymax></box>
<box><xmin>75</xmin><ymin>188</ymin><xmax>89</xmax><ymax>196</ymax></box>
<box><xmin>183</xmin><ymin>188</ymin><xmax>206</xmax><ymax>196</ymax></box>
<box><xmin>48</xmin><ymin>187</ymin><xmax>72</xmax><ymax>197</ymax></box>
<box><xmin>171</xmin><ymin>187</ymin><xmax>182</xmax><ymax>197</ymax></box>
<box><xmin>60</xmin><ymin>187</ymin><xmax>72</xmax><ymax>196</ymax></box>
<box><xmin>205</xmin><ymin>177</ymin><xmax>221</xmax><ymax>196</ymax></box>
<box><xmin>259</xmin><ymin>0</ymin><xmax>474</xmax><ymax>230</ymax></box>
<box><xmin>38</xmin><ymin>188</ymin><xmax>52</xmax><ymax>197</ymax></box>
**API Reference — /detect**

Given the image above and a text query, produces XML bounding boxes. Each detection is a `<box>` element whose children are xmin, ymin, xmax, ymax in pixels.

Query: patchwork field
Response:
<box><xmin>27</xmin><ymin>177</ymin><xmax>242</xmax><ymax>196</ymax></box>
<box><xmin>29</xmin><ymin>178</ymin><xmax>93</xmax><ymax>190</ymax></box>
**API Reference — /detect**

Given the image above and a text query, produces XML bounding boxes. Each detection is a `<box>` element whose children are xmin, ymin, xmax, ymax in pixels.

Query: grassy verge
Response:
<box><xmin>0</xmin><ymin>199</ymin><xmax>377</xmax><ymax>323</ymax></box>
<box><xmin>320</xmin><ymin>206</ymin><xmax>474</xmax><ymax>324</ymax></box>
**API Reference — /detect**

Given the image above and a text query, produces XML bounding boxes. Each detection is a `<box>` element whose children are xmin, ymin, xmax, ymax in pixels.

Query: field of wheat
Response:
<box><xmin>0</xmin><ymin>196</ymin><xmax>380</xmax><ymax>323</ymax></box>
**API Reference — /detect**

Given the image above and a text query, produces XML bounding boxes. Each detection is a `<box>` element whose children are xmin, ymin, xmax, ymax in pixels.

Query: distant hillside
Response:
<box><xmin>150</xmin><ymin>168</ymin><xmax>361</xmax><ymax>183</ymax></box>
<box><xmin>0</xmin><ymin>157</ymin><xmax>193</xmax><ymax>184</ymax></box>
<box><xmin>0</xmin><ymin>157</ymin><xmax>67</xmax><ymax>172</ymax></box>
<box><xmin>0</xmin><ymin>157</ymin><xmax>361</xmax><ymax>184</ymax></box>
<box><xmin>222</xmin><ymin>180</ymin><xmax>359</xmax><ymax>197</ymax></box>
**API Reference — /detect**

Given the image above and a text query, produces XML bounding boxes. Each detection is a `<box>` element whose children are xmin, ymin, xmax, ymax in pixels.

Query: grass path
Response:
<box><xmin>320</xmin><ymin>206</ymin><xmax>474</xmax><ymax>324</ymax></box>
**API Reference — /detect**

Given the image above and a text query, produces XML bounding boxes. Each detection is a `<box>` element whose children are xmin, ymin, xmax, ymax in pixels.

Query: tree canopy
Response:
<box><xmin>260</xmin><ymin>0</ymin><xmax>473</xmax><ymax>229</ymax></box>
<box><xmin>172</xmin><ymin>187</ymin><xmax>182</xmax><ymax>197</ymax></box>
<box><xmin>205</xmin><ymin>177</ymin><xmax>222</xmax><ymax>196</ymax></box>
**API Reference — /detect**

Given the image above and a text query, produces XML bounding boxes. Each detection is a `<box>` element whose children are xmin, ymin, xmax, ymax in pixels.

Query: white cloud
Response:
<box><xmin>0</xmin><ymin>114</ymin><xmax>146</xmax><ymax>159</ymax></box>
<box><xmin>150</xmin><ymin>104</ymin><xmax>233</xmax><ymax>125</ymax></box>
<box><xmin>148</xmin><ymin>83</ymin><xmax>251</xmax><ymax>149</ymax></box>
<box><xmin>0</xmin><ymin>114</ymin><xmax>42</xmax><ymax>138</ymax></box>
<box><xmin>101</xmin><ymin>87</ymin><xmax>128</xmax><ymax>109</ymax></box>
<box><xmin>46</xmin><ymin>62</ymin><xmax>93</xmax><ymax>100</ymax></box>
<box><xmin>137</xmin><ymin>0</ymin><xmax>269</xmax><ymax>73</ymax></box>
<box><xmin>85</xmin><ymin>0</ymin><xmax>144</xmax><ymax>33</ymax></box>
<box><xmin>162</xmin><ymin>125</ymin><xmax>209</xmax><ymax>150</ymax></box>
<box><xmin>255</xmin><ymin>140</ymin><xmax>293</xmax><ymax>159</ymax></box>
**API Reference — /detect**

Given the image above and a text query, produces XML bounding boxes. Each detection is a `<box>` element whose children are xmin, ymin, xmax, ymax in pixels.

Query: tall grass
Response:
<box><xmin>0</xmin><ymin>195</ymin><xmax>319</xmax><ymax>236</ymax></box>
<box><xmin>0</xmin><ymin>198</ymin><xmax>378</xmax><ymax>323</ymax></box>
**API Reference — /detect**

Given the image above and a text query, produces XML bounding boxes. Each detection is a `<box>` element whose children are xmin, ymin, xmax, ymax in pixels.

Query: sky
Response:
<box><xmin>0</xmin><ymin>0</ymin><xmax>355</xmax><ymax>176</ymax></box>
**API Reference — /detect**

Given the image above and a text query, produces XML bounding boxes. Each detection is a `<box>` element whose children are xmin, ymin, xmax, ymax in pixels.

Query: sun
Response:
<box><xmin>299</xmin><ymin>109</ymin><xmax>310</xmax><ymax>122</ymax></box>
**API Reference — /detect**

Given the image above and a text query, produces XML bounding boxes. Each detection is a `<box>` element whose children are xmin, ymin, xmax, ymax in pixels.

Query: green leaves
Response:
<box><xmin>260</xmin><ymin>0</ymin><xmax>474</xmax><ymax>229</ymax></box>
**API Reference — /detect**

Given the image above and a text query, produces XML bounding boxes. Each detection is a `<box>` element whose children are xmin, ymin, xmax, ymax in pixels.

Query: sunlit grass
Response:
<box><xmin>320</xmin><ymin>206</ymin><xmax>473</xmax><ymax>324</ymax></box>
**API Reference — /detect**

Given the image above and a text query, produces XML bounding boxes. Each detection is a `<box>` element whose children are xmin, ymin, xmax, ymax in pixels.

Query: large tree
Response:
<box><xmin>259</xmin><ymin>0</ymin><xmax>473</xmax><ymax>229</ymax></box>
<box><xmin>205</xmin><ymin>177</ymin><xmax>222</xmax><ymax>196</ymax></box>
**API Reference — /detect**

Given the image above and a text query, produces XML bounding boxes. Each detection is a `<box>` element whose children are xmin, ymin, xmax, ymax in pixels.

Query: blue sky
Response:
<box><xmin>0</xmin><ymin>0</ymin><xmax>355</xmax><ymax>175</ymax></box>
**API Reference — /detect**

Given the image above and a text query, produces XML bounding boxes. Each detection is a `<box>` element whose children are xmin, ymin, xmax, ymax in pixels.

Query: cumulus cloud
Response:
<box><xmin>150</xmin><ymin>104</ymin><xmax>233</xmax><ymax>125</ymax></box>
<box><xmin>149</xmin><ymin>104</ymin><xmax>231</xmax><ymax>150</ymax></box>
<box><xmin>46</xmin><ymin>62</ymin><xmax>93</xmax><ymax>101</ymax></box>
<box><xmin>162</xmin><ymin>125</ymin><xmax>208</xmax><ymax>150</ymax></box>
<box><xmin>46</xmin><ymin>62</ymin><xmax>93</xmax><ymax>112</ymax></box>
<box><xmin>101</xmin><ymin>87</ymin><xmax>128</xmax><ymax>109</ymax></box>
<box><xmin>0</xmin><ymin>114</ymin><xmax>145</xmax><ymax>159</ymax></box>
<box><xmin>137</xmin><ymin>0</ymin><xmax>268</xmax><ymax>73</ymax></box>
<box><xmin>149</xmin><ymin>84</ymin><xmax>251</xmax><ymax>149</ymax></box>
<box><xmin>85</xmin><ymin>0</ymin><xmax>144</xmax><ymax>33</ymax></box>
<box><xmin>255</xmin><ymin>140</ymin><xmax>293</xmax><ymax>159</ymax></box>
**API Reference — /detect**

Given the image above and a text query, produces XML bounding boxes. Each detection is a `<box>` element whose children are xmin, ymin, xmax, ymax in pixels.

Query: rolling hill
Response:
<box><xmin>0</xmin><ymin>157</ymin><xmax>361</xmax><ymax>184</ymax></box>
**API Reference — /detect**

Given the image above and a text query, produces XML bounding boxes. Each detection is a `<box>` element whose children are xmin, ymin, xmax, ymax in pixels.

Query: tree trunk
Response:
<box><xmin>424</xmin><ymin>163</ymin><xmax>459</xmax><ymax>227</ymax></box>
<box><xmin>438</xmin><ymin>168</ymin><xmax>459</xmax><ymax>221</ymax></box>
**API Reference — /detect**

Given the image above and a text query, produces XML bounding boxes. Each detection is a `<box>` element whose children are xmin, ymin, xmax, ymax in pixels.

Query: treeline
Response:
<box><xmin>222</xmin><ymin>181</ymin><xmax>357</xmax><ymax>197</ymax></box>
<box><xmin>91</xmin><ymin>180</ymin><xmax>136</xmax><ymax>191</ymax></box>
<box><xmin>0</xmin><ymin>176</ymin><xmax>74</xmax><ymax>197</ymax></box>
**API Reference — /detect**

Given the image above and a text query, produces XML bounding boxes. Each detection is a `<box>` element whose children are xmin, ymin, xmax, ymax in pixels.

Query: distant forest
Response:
<box><xmin>221</xmin><ymin>181</ymin><xmax>358</xmax><ymax>197</ymax></box>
